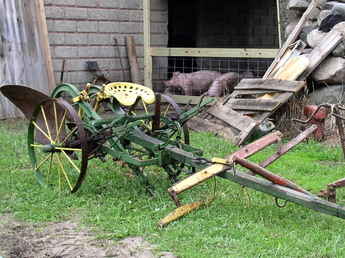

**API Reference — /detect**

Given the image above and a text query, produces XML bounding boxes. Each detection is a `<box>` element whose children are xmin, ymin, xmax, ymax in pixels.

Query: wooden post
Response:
<box><xmin>276</xmin><ymin>0</ymin><xmax>282</xmax><ymax>48</ymax></box>
<box><xmin>126</xmin><ymin>36</ymin><xmax>141</xmax><ymax>84</ymax></box>
<box><xmin>36</xmin><ymin>0</ymin><xmax>56</xmax><ymax>92</ymax></box>
<box><xmin>143</xmin><ymin>0</ymin><xmax>152</xmax><ymax>88</ymax></box>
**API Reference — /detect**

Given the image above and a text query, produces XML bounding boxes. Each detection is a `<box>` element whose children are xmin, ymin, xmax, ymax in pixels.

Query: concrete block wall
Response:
<box><xmin>44</xmin><ymin>0</ymin><xmax>168</xmax><ymax>86</ymax></box>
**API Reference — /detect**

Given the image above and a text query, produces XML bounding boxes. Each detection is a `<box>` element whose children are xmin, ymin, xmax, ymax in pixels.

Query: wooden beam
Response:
<box><xmin>126</xmin><ymin>36</ymin><xmax>141</xmax><ymax>84</ymax></box>
<box><xmin>207</xmin><ymin>103</ymin><xmax>256</xmax><ymax>132</ymax></box>
<box><xmin>143</xmin><ymin>0</ymin><xmax>152</xmax><ymax>88</ymax></box>
<box><xmin>150</xmin><ymin>48</ymin><xmax>278</xmax><ymax>58</ymax></box>
<box><xmin>235</xmin><ymin>79</ymin><xmax>306</xmax><ymax>93</ymax></box>
<box><xmin>228</xmin><ymin>99</ymin><xmax>281</xmax><ymax>112</ymax></box>
<box><xmin>276</xmin><ymin>0</ymin><xmax>282</xmax><ymax>48</ymax></box>
<box><xmin>36</xmin><ymin>0</ymin><xmax>55</xmax><ymax>92</ymax></box>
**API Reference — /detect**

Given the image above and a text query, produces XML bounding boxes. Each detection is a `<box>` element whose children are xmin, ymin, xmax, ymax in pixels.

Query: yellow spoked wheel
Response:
<box><xmin>28</xmin><ymin>98</ymin><xmax>88</xmax><ymax>193</ymax></box>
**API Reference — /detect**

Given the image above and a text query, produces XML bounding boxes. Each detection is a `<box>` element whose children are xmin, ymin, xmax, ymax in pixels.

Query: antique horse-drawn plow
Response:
<box><xmin>2</xmin><ymin>82</ymin><xmax>345</xmax><ymax>225</ymax></box>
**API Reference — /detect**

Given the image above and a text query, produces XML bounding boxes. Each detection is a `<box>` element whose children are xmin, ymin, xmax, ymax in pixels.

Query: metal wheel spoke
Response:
<box><xmin>31</xmin><ymin>144</ymin><xmax>45</xmax><ymax>149</ymax></box>
<box><xmin>57</xmin><ymin>154</ymin><xmax>73</xmax><ymax>191</ymax></box>
<box><xmin>29</xmin><ymin>98</ymin><xmax>87</xmax><ymax>193</ymax></box>
<box><xmin>142</xmin><ymin>99</ymin><xmax>148</xmax><ymax>114</ymax></box>
<box><xmin>35</xmin><ymin>154</ymin><xmax>51</xmax><ymax>170</ymax></box>
<box><xmin>53</xmin><ymin>102</ymin><xmax>59</xmax><ymax>139</ymax></box>
<box><xmin>61</xmin><ymin>127</ymin><xmax>78</xmax><ymax>145</ymax></box>
<box><xmin>61</xmin><ymin>150</ymin><xmax>81</xmax><ymax>174</ymax></box>
<box><xmin>56</xmin><ymin>110</ymin><xmax>67</xmax><ymax>142</ymax></box>
<box><xmin>163</xmin><ymin>104</ymin><xmax>171</xmax><ymax>116</ymax></box>
<box><xmin>32</xmin><ymin>121</ymin><xmax>53</xmax><ymax>142</ymax></box>
<box><xmin>55</xmin><ymin>147</ymin><xmax>82</xmax><ymax>152</ymax></box>
<box><xmin>40</xmin><ymin>106</ymin><xmax>52</xmax><ymax>141</ymax></box>
<box><xmin>47</xmin><ymin>154</ymin><xmax>54</xmax><ymax>185</ymax></box>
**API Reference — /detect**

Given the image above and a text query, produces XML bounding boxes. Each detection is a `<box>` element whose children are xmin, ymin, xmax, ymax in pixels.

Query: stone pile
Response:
<box><xmin>286</xmin><ymin>0</ymin><xmax>345</xmax><ymax>87</ymax></box>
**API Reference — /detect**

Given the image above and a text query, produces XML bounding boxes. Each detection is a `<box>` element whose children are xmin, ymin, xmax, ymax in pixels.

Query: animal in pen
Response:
<box><xmin>2</xmin><ymin>82</ymin><xmax>345</xmax><ymax>225</ymax></box>
<box><xmin>163</xmin><ymin>70</ymin><xmax>221</xmax><ymax>96</ymax></box>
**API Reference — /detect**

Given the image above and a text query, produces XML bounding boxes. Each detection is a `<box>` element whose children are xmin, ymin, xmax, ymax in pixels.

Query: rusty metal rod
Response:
<box><xmin>233</xmin><ymin>156</ymin><xmax>311</xmax><ymax>195</ymax></box>
<box><xmin>333</xmin><ymin>107</ymin><xmax>345</xmax><ymax>160</ymax></box>
<box><xmin>152</xmin><ymin>93</ymin><xmax>161</xmax><ymax>132</ymax></box>
<box><xmin>260</xmin><ymin>125</ymin><xmax>318</xmax><ymax>168</ymax></box>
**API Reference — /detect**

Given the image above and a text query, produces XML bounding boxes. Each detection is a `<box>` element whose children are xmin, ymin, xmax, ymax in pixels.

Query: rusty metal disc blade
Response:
<box><xmin>0</xmin><ymin>85</ymin><xmax>50</xmax><ymax>119</ymax></box>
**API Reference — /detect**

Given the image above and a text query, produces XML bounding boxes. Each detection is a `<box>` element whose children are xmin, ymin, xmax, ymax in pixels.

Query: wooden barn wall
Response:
<box><xmin>0</xmin><ymin>0</ymin><xmax>54</xmax><ymax>119</ymax></box>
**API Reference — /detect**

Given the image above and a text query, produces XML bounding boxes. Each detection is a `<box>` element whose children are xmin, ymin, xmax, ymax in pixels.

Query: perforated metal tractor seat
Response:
<box><xmin>103</xmin><ymin>82</ymin><xmax>155</xmax><ymax>106</ymax></box>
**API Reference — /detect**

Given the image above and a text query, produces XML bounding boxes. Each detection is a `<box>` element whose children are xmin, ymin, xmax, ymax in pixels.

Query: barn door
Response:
<box><xmin>0</xmin><ymin>0</ymin><xmax>54</xmax><ymax>119</ymax></box>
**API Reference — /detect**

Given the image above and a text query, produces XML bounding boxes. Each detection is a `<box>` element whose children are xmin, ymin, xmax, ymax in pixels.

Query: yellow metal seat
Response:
<box><xmin>103</xmin><ymin>82</ymin><xmax>155</xmax><ymax>106</ymax></box>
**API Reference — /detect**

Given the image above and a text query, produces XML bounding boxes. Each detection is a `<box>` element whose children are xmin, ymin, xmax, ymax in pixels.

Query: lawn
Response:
<box><xmin>1</xmin><ymin>119</ymin><xmax>345</xmax><ymax>257</ymax></box>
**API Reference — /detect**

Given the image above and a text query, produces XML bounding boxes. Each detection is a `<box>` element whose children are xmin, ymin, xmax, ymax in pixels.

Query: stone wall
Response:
<box><xmin>44</xmin><ymin>0</ymin><xmax>168</xmax><ymax>86</ymax></box>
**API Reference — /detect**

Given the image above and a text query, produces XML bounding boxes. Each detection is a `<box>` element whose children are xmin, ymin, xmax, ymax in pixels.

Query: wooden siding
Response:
<box><xmin>0</xmin><ymin>0</ymin><xmax>54</xmax><ymax>119</ymax></box>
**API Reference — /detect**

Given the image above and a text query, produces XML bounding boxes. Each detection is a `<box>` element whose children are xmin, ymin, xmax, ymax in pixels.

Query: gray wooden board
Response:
<box><xmin>235</xmin><ymin>79</ymin><xmax>306</xmax><ymax>93</ymax></box>
<box><xmin>228</xmin><ymin>98</ymin><xmax>281</xmax><ymax>112</ymax></box>
<box><xmin>207</xmin><ymin>104</ymin><xmax>256</xmax><ymax>132</ymax></box>
<box><xmin>0</xmin><ymin>0</ymin><xmax>54</xmax><ymax>119</ymax></box>
<box><xmin>218</xmin><ymin>169</ymin><xmax>345</xmax><ymax>219</ymax></box>
<box><xmin>232</xmin><ymin>89</ymin><xmax>282</xmax><ymax>96</ymax></box>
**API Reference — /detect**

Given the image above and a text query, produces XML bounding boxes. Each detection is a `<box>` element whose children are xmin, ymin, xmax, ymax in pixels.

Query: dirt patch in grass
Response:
<box><xmin>0</xmin><ymin>214</ymin><xmax>176</xmax><ymax>258</ymax></box>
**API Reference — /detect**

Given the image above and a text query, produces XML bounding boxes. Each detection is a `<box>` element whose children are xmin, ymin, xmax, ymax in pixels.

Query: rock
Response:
<box><xmin>288</xmin><ymin>0</ymin><xmax>309</xmax><ymax>11</ymax></box>
<box><xmin>306</xmin><ymin>29</ymin><xmax>326</xmax><ymax>48</ymax></box>
<box><xmin>318</xmin><ymin>10</ymin><xmax>332</xmax><ymax>26</ymax></box>
<box><xmin>308</xmin><ymin>6</ymin><xmax>322</xmax><ymax>22</ymax></box>
<box><xmin>319</xmin><ymin>7</ymin><xmax>345</xmax><ymax>32</ymax></box>
<box><xmin>300</xmin><ymin>25</ymin><xmax>316</xmax><ymax>42</ymax></box>
<box><xmin>324</xmin><ymin>1</ymin><xmax>345</xmax><ymax>11</ymax></box>
<box><xmin>285</xmin><ymin>21</ymin><xmax>299</xmax><ymax>38</ymax></box>
<box><xmin>312</xmin><ymin>57</ymin><xmax>345</xmax><ymax>84</ymax></box>
<box><xmin>333</xmin><ymin>20</ymin><xmax>345</xmax><ymax>32</ymax></box>
<box><xmin>288</xmin><ymin>9</ymin><xmax>304</xmax><ymax>22</ymax></box>
<box><xmin>308</xmin><ymin>85</ymin><xmax>345</xmax><ymax>105</ymax></box>
<box><xmin>332</xmin><ymin>39</ymin><xmax>345</xmax><ymax>57</ymax></box>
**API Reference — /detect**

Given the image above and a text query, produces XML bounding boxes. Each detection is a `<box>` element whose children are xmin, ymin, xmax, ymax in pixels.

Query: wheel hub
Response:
<box><xmin>41</xmin><ymin>144</ymin><xmax>59</xmax><ymax>153</ymax></box>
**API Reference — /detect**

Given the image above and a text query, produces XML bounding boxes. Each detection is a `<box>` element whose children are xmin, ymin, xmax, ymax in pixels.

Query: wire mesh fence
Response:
<box><xmin>152</xmin><ymin>56</ymin><xmax>273</xmax><ymax>96</ymax></box>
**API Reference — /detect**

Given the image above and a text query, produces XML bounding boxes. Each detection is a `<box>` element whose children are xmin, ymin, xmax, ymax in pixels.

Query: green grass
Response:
<box><xmin>2</xmin><ymin>119</ymin><xmax>345</xmax><ymax>257</ymax></box>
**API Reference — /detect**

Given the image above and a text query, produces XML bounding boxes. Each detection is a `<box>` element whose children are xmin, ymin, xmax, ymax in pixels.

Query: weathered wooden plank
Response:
<box><xmin>263</xmin><ymin>0</ymin><xmax>319</xmax><ymax>78</ymax></box>
<box><xmin>232</xmin><ymin>89</ymin><xmax>281</xmax><ymax>96</ymax></box>
<box><xmin>207</xmin><ymin>103</ymin><xmax>256</xmax><ymax>132</ymax></box>
<box><xmin>299</xmin><ymin>28</ymin><xmax>344</xmax><ymax>80</ymax></box>
<box><xmin>228</xmin><ymin>99</ymin><xmax>281</xmax><ymax>112</ymax></box>
<box><xmin>0</xmin><ymin>0</ymin><xmax>55</xmax><ymax>119</ymax></box>
<box><xmin>126</xmin><ymin>36</ymin><xmax>141</xmax><ymax>84</ymax></box>
<box><xmin>235</xmin><ymin>79</ymin><xmax>306</xmax><ymax>93</ymax></box>
<box><xmin>272</xmin><ymin>55</ymin><xmax>310</xmax><ymax>80</ymax></box>
<box><xmin>36</xmin><ymin>0</ymin><xmax>55</xmax><ymax>92</ymax></box>
<box><xmin>150</xmin><ymin>47</ymin><xmax>278</xmax><ymax>58</ymax></box>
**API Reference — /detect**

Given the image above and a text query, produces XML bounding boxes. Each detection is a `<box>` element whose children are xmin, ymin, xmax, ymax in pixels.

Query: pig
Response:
<box><xmin>207</xmin><ymin>72</ymin><xmax>240</xmax><ymax>97</ymax></box>
<box><xmin>163</xmin><ymin>70</ymin><xmax>221</xmax><ymax>96</ymax></box>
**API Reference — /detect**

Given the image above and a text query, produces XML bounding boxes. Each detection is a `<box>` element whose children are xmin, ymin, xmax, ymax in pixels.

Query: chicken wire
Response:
<box><xmin>152</xmin><ymin>56</ymin><xmax>273</xmax><ymax>96</ymax></box>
